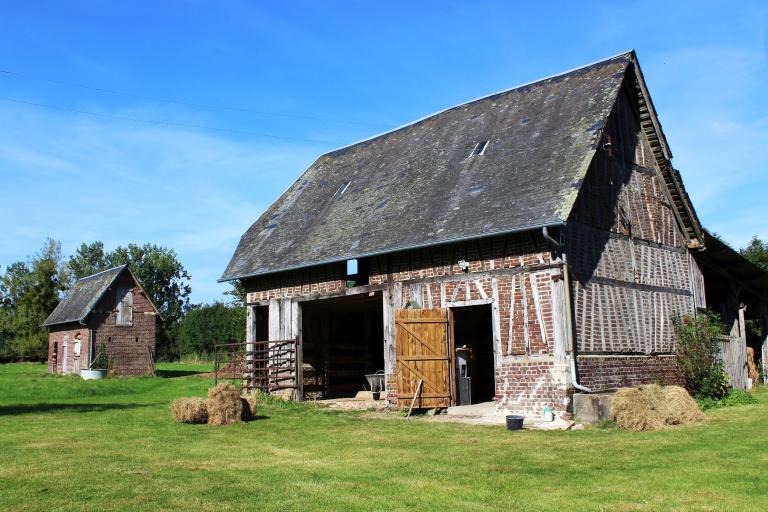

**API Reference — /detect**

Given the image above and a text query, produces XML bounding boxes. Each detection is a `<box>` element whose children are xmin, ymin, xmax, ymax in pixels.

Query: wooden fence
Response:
<box><xmin>717</xmin><ymin>335</ymin><xmax>748</xmax><ymax>389</ymax></box>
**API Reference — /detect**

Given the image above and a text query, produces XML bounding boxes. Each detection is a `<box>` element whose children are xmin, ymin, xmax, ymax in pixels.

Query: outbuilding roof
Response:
<box><xmin>43</xmin><ymin>265</ymin><xmax>158</xmax><ymax>327</ymax></box>
<box><xmin>221</xmin><ymin>51</ymin><xmax>698</xmax><ymax>282</ymax></box>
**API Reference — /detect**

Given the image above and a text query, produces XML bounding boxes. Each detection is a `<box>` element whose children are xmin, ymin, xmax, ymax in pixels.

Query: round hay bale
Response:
<box><xmin>612</xmin><ymin>384</ymin><xmax>665</xmax><ymax>432</ymax></box>
<box><xmin>207</xmin><ymin>383</ymin><xmax>243</xmax><ymax>425</ymax></box>
<box><xmin>171</xmin><ymin>397</ymin><xmax>208</xmax><ymax>424</ymax></box>
<box><xmin>661</xmin><ymin>386</ymin><xmax>704</xmax><ymax>425</ymax></box>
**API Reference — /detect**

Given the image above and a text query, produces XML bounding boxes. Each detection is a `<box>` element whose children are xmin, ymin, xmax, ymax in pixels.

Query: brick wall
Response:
<box><xmin>47</xmin><ymin>326</ymin><xmax>90</xmax><ymax>375</ymax></box>
<box><xmin>496</xmin><ymin>359</ymin><xmax>571</xmax><ymax>418</ymax></box>
<box><xmin>48</xmin><ymin>271</ymin><xmax>157</xmax><ymax>376</ymax></box>
<box><xmin>577</xmin><ymin>355</ymin><xmax>684</xmax><ymax>390</ymax></box>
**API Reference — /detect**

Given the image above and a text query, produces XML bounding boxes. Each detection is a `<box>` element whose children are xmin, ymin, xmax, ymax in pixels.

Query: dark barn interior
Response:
<box><xmin>451</xmin><ymin>304</ymin><xmax>495</xmax><ymax>404</ymax></box>
<box><xmin>301</xmin><ymin>293</ymin><xmax>384</xmax><ymax>399</ymax></box>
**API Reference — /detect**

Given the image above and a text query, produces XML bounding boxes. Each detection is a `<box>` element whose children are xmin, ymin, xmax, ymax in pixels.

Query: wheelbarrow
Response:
<box><xmin>364</xmin><ymin>370</ymin><xmax>386</xmax><ymax>400</ymax></box>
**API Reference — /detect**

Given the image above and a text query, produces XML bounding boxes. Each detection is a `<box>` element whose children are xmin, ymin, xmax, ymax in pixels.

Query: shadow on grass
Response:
<box><xmin>0</xmin><ymin>402</ymin><xmax>153</xmax><ymax>416</ymax></box>
<box><xmin>156</xmin><ymin>369</ymin><xmax>207</xmax><ymax>378</ymax></box>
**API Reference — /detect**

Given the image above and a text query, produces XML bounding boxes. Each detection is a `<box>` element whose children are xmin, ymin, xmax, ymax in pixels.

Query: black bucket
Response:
<box><xmin>505</xmin><ymin>415</ymin><xmax>524</xmax><ymax>431</ymax></box>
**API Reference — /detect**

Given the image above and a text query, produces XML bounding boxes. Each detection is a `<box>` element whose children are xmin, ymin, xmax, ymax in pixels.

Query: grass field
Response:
<box><xmin>1</xmin><ymin>363</ymin><xmax>766</xmax><ymax>511</ymax></box>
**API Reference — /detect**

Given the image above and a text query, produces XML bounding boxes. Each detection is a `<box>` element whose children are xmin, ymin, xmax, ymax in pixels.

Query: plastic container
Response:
<box><xmin>505</xmin><ymin>415</ymin><xmax>524</xmax><ymax>430</ymax></box>
<box><xmin>81</xmin><ymin>369</ymin><xmax>107</xmax><ymax>380</ymax></box>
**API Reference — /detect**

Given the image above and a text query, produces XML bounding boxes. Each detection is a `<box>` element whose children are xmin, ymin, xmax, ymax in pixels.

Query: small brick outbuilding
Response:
<box><xmin>43</xmin><ymin>265</ymin><xmax>160</xmax><ymax>376</ymax></box>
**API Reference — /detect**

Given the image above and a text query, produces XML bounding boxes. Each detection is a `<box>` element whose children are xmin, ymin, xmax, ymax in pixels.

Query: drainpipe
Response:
<box><xmin>542</xmin><ymin>227</ymin><xmax>592</xmax><ymax>393</ymax></box>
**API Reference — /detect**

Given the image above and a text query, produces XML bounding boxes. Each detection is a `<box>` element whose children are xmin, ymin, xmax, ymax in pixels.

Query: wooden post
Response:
<box><xmin>245</xmin><ymin>305</ymin><xmax>255</xmax><ymax>392</ymax></box>
<box><xmin>490</xmin><ymin>277</ymin><xmax>501</xmax><ymax>368</ymax></box>
<box><xmin>383</xmin><ymin>282</ymin><xmax>402</xmax><ymax>397</ymax></box>
<box><xmin>406</xmin><ymin>379</ymin><xmax>423</xmax><ymax>419</ymax></box>
<box><xmin>726</xmin><ymin>284</ymin><xmax>741</xmax><ymax>338</ymax></box>
<box><xmin>292</xmin><ymin>300</ymin><xmax>302</xmax><ymax>401</ymax></box>
<box><xmin>550</xmin><ymin>267</ymin><xmax>568</xmax><ymax>364</ymax></box>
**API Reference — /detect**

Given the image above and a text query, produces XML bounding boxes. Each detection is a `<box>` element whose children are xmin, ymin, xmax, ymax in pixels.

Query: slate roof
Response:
<box><xmin>43</xmin><ymin>265</ymin><xmax>127</xmax><ymax>327</ymax></box>
<box><xmin>222</xmin><ymin>51</ymin><xmax>665</xmax><ymax>281</ymax></box>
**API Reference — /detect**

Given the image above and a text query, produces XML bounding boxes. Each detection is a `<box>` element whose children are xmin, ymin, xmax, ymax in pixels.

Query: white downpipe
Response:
<box><xmin>542</xmin><ymin>227</ymin><xmax>592</xmax><ymax>393</ymax></box>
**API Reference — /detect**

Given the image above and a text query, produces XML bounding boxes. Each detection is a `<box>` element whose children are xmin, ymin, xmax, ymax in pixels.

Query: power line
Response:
<box><xmin>0</xmin><ymin>67</ymin><xmax>390</xmax><ymax>128</ymax></box>
<box><xmin>0</xmin><ymin>96</ymin><xmax>341</xmax><ymax>145</ymax></box>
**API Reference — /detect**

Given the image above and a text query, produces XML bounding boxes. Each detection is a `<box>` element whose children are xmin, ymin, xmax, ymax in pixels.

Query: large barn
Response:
<box><xmin>221</xmin><ymin>51</ymin><xmax>768</xmax><ymax>418</ymax></box>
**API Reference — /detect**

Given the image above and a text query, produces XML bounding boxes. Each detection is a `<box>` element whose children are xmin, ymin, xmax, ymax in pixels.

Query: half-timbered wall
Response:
<box><xmin>244</xmin><ymin>232</ymin><xmax>572</xmax><ymax>417</ymax></box>
<box><xmin>567</xmin><ymin>85</ymin><xmax>694</xmax><ymax>390</ymax></box>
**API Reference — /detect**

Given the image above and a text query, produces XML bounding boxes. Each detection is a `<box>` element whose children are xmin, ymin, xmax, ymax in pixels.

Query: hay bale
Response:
<box><xmin>241</xmin><ymin>394</ymin><xmax>257</xmax><ymax>421</ymax></box>
<box><xmin>171</xmin><ymin>397</ymin><xmax>208</xmax><ymax>424</ymax></box>
<box><xmin>206</xmin><ymin>383</ymin><xmax>243</xmax><ymax>425</ymax></box>
<box><xmin>612</xmin><ymin>384</ymin><xmax>665</xmax><ymax>432</ymax></box>
<box><xmin>661</xmin><ymin>386</ymin><xmax>703</xmax><ymax>425</ymax></box>
<box><xmin>747</xmin><ymin>347</ymin><xmax>760</xmax><ymax>386</ymax></box>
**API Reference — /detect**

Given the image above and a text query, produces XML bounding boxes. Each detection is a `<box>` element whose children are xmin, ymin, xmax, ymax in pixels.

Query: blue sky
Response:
<box><xmin>1</xmin><ymin>1</ymin><xmax>766</xmax><ymax>304</ymax></box>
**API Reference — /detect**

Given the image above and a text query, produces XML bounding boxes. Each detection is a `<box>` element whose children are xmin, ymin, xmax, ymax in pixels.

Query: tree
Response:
<box><xmin>741</xmin><ymin>236</ymin><xmax>768</xmax><ymax>272</ymax></box>
<box><xmin>224</xmin><ymin>280</ymin><xmax>246</xmax><ymax>306</ymax></box>
<box><xmin>0</xmin><ymin>239</ymin><xmax>66</xmax><ymax>361</ymax></box>
<box><xmin>66</xmin><ymin>241</ymin><xmax>108</xmax><ymax>285</ymax></box>
<box><xmin>67</xmin><ymin>242</ymin><xmax>192</xmax><ymax>360</ymax></box>
<box><xmin>177</xmin><ymin>302</ymin><xmax>246</xmax><ymax>359</ymax></box>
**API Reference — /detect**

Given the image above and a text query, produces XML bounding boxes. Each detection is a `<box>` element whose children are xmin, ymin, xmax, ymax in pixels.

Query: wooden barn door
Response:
<box><xmin>395</xmin><ymin>308</ymin><xmax>453</xmax><ymax>408</ymax></box>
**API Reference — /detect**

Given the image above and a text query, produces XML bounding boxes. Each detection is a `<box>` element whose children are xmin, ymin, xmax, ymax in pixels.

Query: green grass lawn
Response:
<box><xmin>1</xmin><ymin>363</ymin><xmax>766</xmax><ymax>511</ymax></box>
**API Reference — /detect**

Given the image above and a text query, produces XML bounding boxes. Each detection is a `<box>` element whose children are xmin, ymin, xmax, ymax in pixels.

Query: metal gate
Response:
<box><xmin>214</xmin><ymin>339</ymin><xmax>297</xmax><ymax>394</ymax></box>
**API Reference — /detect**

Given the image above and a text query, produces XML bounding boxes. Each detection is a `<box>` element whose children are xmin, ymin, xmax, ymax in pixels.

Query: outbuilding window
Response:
<box><xmin>117</xmin><ymin>288</ymin><xmax>133</xmax><ymax>326</ymax></box>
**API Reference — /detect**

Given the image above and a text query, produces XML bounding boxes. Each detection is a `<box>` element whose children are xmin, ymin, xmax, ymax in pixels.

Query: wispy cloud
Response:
<box><xmin>0</xmin><ymin>102</ymin><xmax>321</xmax><ymax>302</ymax></box>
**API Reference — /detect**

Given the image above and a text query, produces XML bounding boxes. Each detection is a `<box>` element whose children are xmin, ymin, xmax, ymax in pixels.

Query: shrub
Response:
<box><xmin>90</xmin><ymin>341</ymin><xmax>110</xmax><ymax>370</ymax></box>
<box><xmin>673</xmin><ymin>312</ymin><xmax>729</xmax><ymax>399</ymax></box>
<box><xmin>697</xmin><ymin>390</ymin><xmax>759</xmax><ymax>410</ymax></box>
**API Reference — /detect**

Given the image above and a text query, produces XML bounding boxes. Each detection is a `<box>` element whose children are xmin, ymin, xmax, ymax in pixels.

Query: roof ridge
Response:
<box><xmin>77</xmin><ymin>264</ymin><xmax>127</xmax><ymax>281</ymax></box>
<box><xmin>324</xmin><ymin>50</ymin><xmax>634</xmax><ymax>158</ymax></box>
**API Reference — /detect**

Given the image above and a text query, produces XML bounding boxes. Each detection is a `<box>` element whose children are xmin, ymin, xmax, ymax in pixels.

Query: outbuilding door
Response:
<box><xmin>395</xmin><ymin>308</ymin><xmax>454</xmax><ymax>408</ymax></box>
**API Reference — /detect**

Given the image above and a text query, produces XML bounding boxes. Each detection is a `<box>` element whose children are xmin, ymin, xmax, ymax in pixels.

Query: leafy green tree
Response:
<box><xmin>224</xmin><ymin>281</ymin><xmax>246</xmax><ymax>306</ymax></box>
<box><xmin>741</xmin><ymin>236</ymin><xmax>768</xmax><ymax>272</ymax></box>
<box><xmin>67</xmin><ymin>242</ymin><xmax>192</xmax><ymax>360</ymax></box>
<box><xmin>0</xmin><ymin>239</ymin><xmax>66</xmax><ymax>361</ymax></box>
<box><xmin>177</xmin><ymin>302</ymin><xmax>246</xmax><ymax>358</ymax></box>
<box><xmin>66</xmin><ymin>241</ymin><xmax>108</xmax><ymax>285</ymax></box>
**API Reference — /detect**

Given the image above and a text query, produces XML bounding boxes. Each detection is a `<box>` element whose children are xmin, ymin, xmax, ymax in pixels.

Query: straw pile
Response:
<box><xmin>207</xmin><ymin>383</ymin><xmax>243</xmax><ymax>425</ymax></box>
<box><xmin>241</xmin><ymin>394</ymin><xmax>257</xmax><ymax>421</ymax></box>
<box><xmin>171</xmin><ymin>397</ymin><xmax>208</xmax><ymax>424</ymax></box>
<box><xmin>612</xmin><ymin>384</ymin><xmax>665</xmax><ymax>431</ymax></box>
<box><xmin>747</xmin><ymin>347</ymin><xmax>760</xmax><ymax>386</ymax></box>
<box><xmin>661</xmin><ymin>386</ymin><xmax>704</xmax><ymax>425</ymax></box>
<box><xmin>612</xmin><ymin>384</ymin><xmax>703</xmax><ymax>431</ymax></box>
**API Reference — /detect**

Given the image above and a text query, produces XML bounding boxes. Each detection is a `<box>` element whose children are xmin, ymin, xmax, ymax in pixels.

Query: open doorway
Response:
<box><xmin>301</xmin><ymin>293</ymin><xmax>384</xmax><ymax>399</ymax></box>
<box><xmin>451</xmin><ymin>304</ymin><xmax>495</xmax><ymax>404</ymax></box>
